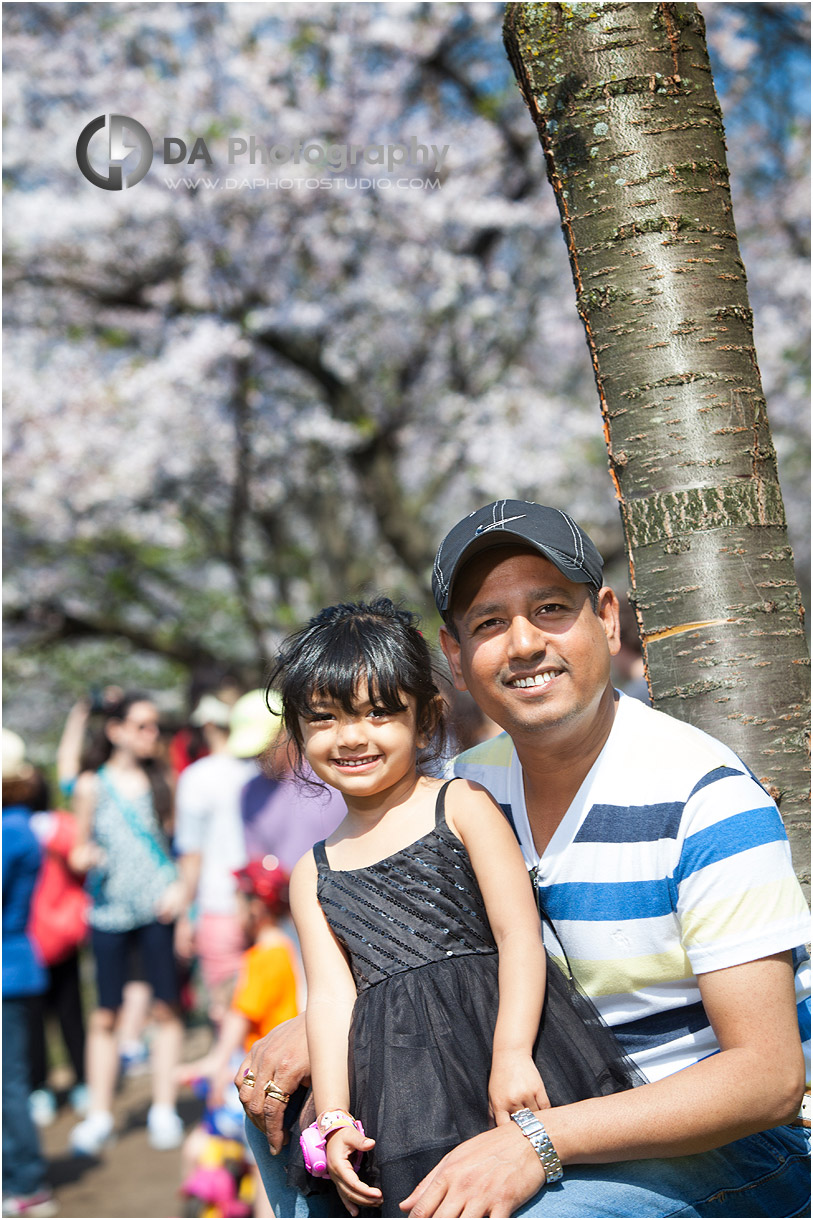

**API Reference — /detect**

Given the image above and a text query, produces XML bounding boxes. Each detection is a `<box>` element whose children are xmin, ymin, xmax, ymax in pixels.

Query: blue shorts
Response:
<box><xmin>247</xmin><ymin>1119</ymin><xmax>810</xmax><ymax>1218</ymax></box>
<box><xmin>91</xmin><ymin>921</ymin><xmax>180</xmax><ymax>1011</ymax></box>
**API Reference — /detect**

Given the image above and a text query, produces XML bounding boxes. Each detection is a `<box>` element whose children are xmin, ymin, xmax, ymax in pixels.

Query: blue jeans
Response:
<box><xmin>247</xmin><ymin>1118</ymin><xmax>810</xmax><ymax>1218</ymax></box>
<box><xmin>2</xmin><ymin>997</ymin><xmax>48</xmax><ymax>1198</ymax></box>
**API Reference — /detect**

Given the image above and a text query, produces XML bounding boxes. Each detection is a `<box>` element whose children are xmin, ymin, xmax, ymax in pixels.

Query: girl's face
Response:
<box><xmin>298</xmin><ymin>678</ymin><xmax>423</xmax><ymax>803</ymax></box>
<box><xmin>107</xmin><ymin>700</ymin><xmax>161</xmax><ymax>760</ymax></box>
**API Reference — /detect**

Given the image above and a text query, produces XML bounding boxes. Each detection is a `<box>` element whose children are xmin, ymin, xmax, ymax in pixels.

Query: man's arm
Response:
<box><xmin>401</xmin><ymin>951</ymin><xmax>804</xmax><ymax>1217</ymax></box>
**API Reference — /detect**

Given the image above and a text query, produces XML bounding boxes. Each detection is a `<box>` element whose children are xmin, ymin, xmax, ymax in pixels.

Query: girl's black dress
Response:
<box><xmin>291</xmin><ymin>780</ymin><xmax>640</xmax><ymax>1216</ymax></box>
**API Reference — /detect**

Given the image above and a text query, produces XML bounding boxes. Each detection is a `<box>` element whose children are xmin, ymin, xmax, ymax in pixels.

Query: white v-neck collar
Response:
<box><xmin>506</xmin><ymin>693</ymin><xmax>629</xmax><ymax>873</ymax></box>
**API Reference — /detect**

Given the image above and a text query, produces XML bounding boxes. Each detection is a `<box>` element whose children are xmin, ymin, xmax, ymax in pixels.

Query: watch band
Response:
<box><xmin>510</xmin><ymin>1108</ymin><xmax>563</xmax><ymax>1184</ymax></box>
<box><xmin>317</xmin><ymin>1109</ymin><xmax>357</xmax><ymax>1138</ymax></box>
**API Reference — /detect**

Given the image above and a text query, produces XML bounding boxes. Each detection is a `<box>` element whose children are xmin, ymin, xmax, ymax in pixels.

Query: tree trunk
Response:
<box><xmin>503</xmin><ymin>1</ymin><xmax>810</xmax><ymax>885</ymax></box>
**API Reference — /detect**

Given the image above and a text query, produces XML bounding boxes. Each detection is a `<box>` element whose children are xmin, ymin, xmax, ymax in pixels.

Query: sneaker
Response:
<box><xmin>1</xmin><ymin>1189</ymin><xmax>58</xmax><ymax>1217</ymax></box>
<box><xmin>68</xmin><ymin>1111</ymin><xmax>114</xmax><ymax>1157</ymax></box>
<box><xmin>28</xmin><ymin>1089</ymin><xmax>57</xmax><ymax>1129</ymax></box>
<box><xmin>146</xmin><ymin>1103</ymin><xmax>183</xmax><ymax>1150</ymax></box>
<box><xmin>67</xmin><ymin>1084</ymin><xmax>89</xmax><ymax>1116</ymax></box>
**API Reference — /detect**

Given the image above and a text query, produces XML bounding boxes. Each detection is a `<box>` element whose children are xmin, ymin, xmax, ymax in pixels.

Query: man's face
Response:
<box><xmin>439</xmin><ymin>547</ymin><xmax>620</xmax><ymax>744</ymax></box>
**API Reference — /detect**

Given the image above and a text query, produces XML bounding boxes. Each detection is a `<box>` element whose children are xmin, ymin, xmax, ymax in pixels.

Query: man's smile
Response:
<box><xmin>505</xmin><ymin>669</ymin><xmax>562</xmax><ymax>690</ymax></box>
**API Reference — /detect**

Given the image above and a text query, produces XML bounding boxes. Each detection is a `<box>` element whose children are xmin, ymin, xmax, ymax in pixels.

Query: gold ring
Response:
<box><xmin>264</xmin><ymin>1080</ymin><xmax>290</xmax><ymax>1103</ymax></box>
<box><xmin>242</xmin><ymin>1070</ymin><xmax>256</xmax><ymax>1088</ymax></box>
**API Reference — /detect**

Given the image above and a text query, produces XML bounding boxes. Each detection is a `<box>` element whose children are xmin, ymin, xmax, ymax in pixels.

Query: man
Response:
<box><xmin>239</xmin><ymin>500</ymin><xmax>810</xmax><ymax>1218</ymax></box>
<box><xmin>174</xmin><ymin>694</ymin><xmax>258</xmax><ymax>1024</ymax></box>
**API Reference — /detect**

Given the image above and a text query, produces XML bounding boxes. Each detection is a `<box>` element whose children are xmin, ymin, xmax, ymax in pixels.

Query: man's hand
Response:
<box><xmin>326</xmin><ymin>1127</ymin><xmax>381</xmax><ymax>1217</ymax></box>
<box><xmin>399</xmin><ymin>1123</ymin><xmax>546</xmax><ymax>1218</ymax></box>
<box><xmin>234</xmin><ymin>1014</ymin><xmax>310</xmax><ymax>1154</ymax></box>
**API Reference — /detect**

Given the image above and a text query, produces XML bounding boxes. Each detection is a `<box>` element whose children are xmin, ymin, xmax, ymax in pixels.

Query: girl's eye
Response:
<box><xmin>307</xmin><ymin>712</ymin><xmax>335</xmax><ymax>724</ymax></box>
<box><xmin>368</xmin><ymin>708</ymin><xmax>390</xmax><ymax>720</ymax></box>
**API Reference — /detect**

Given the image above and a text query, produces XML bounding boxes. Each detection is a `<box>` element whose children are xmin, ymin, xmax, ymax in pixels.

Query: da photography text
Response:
<box><xmin>76</xmin><ymin>114</ymin><xmax>449</xmax><ymax>191</ymax></box>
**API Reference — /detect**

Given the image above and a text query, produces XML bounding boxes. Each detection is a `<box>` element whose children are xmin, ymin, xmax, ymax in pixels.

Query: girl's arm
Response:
<box><xmin>289</xmin><ymin>854</ymin><xmax>380</xmax><ymax>1217</ymax></box>
<box><xmin>67</xmin><ymin>771</ymin><xmax>104</xmax><ymax>874</ymax></box>
<box><xmin>56</xmin><ymin>699</ymin><xmax>91</xmax><ymax>794</ymax></box>
<box><xmin>446</xmin><ymin>780</ymin><xmax>550</xmax><ymax>1124</ymax></box>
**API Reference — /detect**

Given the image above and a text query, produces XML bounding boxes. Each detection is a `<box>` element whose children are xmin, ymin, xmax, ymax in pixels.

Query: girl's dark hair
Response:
<box><xmin>83</xmin><ymin>691</ymin><xmax>173</xmax><ymax>829</ymax></box>
<box><xmin>267</xmin><ymin>598</ymin><xmax>447</xmax><ymax>780</ymax></box>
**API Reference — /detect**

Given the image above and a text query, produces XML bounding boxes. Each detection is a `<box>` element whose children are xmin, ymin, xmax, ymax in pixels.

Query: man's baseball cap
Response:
<box><xmin>432</xmin><ymin>499</ymin><xmax>604</xmax><ymax>619</ymax></box>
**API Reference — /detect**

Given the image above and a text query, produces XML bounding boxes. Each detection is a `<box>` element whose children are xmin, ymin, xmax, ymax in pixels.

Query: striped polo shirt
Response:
<box><xmin>452</xmin><ymin>692</ymin><xmax>811</xmax><ymax>1084</ymax></box>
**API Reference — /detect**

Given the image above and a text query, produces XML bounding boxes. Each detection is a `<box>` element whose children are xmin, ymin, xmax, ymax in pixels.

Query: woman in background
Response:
<box><xmin>68</xmin><ymin>692</ymin><xmax>186</xmax><ymax>1156</ymax></box>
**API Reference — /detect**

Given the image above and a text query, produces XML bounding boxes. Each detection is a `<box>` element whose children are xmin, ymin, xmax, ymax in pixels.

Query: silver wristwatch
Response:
<box><xmin>510</xmin><ymin>1108</ymin><xmax>563</xmax><ymax>1183</ymax></box>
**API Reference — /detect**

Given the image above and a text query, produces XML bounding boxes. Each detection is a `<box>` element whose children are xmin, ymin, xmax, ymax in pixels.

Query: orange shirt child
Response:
<box><xmin>232</xmin><ymin>933</ymin><xmax>298</xmax><ymax>1051</ymax></box>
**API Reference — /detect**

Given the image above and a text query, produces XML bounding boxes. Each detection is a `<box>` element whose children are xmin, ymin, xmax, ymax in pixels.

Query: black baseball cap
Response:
<box><xmin>432</xmin><ymin>499</ymin><xmax>604</xmax><ymax>619</ymax></box>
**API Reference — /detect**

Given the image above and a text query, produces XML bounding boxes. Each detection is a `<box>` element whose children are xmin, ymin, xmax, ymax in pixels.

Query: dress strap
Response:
<box><xmin>312</xmin><ymin>840</ymin><xmax>330</xmax><ymax>871</ymax></box>
<box><xmin>433</xmin><ymin>779</ymin><xmax>458</xmax><ymax>826</ymax></box>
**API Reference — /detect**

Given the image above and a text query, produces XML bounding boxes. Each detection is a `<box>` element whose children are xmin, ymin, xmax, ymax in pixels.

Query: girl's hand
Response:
<box><xmin>155</xmin><ymin>878</ymin><xmax>186</xmax><ymax>923</ymax></box>
<box><xmin>68</xmin><ymin>841</ymin><xmax>105</xmax><ymax>874</ymax></box>
<box><xmin>326</xmin><ymin>1127</ymin><xmax>381</xmax><ymax>1217</ymax></box>
<box><xmin>488</xmin><ymin>1052</ymin><xmax>550</xmax><ymax>1126</ymax></box>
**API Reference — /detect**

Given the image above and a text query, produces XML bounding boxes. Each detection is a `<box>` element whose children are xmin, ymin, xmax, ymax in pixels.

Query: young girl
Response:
<box><xmin>68</xmin><ymin>692</ymin><xmax>186</xmax><ymax>1156</ymax></box>
<box><xmin>274</xmin><ymin>600</ymin><xmax>639</xmax><ymax>1217</ymax></box>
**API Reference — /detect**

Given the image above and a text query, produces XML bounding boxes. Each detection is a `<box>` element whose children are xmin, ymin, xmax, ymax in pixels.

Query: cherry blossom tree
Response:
<box><xmin>3</xmin><ymin>2</ymin><xmax>808</xmax><ymax>754</ymax></box>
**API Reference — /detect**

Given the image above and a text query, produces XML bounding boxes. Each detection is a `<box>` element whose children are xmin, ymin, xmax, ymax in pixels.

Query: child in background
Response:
<box><xmin>178</xmin><ymin>858</ymin><xmax>298</xmax><ymax>1218</ymax></box>
<box><xmin>270</xmin><ymin>599</ymin><xmax>641</xmax><ymax>1217</ymax></box>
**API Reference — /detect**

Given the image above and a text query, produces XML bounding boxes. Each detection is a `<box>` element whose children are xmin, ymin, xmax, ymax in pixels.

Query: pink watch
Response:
<box><xmin>300</xmin><ymin>1116</ymin><xmax>365</xmax><ymax>1178</ymax></box>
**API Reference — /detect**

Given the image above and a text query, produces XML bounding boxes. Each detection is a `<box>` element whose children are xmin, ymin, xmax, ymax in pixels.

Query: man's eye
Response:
<box><xmin>538</xmin><ymin>603</ymin><xmax>566</xmax><ymax>614</ymax></box>
<box><xmin>473</xmin><ymin>617</ymin><xmax>501</xmax><ymax>633</ymax></box>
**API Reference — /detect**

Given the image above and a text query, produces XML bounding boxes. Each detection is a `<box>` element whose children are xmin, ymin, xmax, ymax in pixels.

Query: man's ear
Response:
<box><xmin>597</xmin><ymin>587</ymin><xmax>621</xmax><ymax>657</ymax></box>
<box><xmin>439</xmin><ymin>624</ymin><xmax>468</xmax><ymax>692</ymax></box>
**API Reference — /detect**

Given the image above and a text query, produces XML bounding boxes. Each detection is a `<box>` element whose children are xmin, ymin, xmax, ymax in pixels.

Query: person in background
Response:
<box><xmin>178</xmin><ymin>859</ymin><xmax>298</xmax><ymax>1220</ymax></box>
<box><xmin>611</xmin><ymin>597</ymin><xmax>650</xmax><ymax>704</ymax></box>
<box><xmin>174</xmin><ymin>694</ymin><xmax>258</xmax><ymax>1026</ymax></box>
<box><xmin>169</xmin><ymin>673</ymin><xmax>243</xmax><ymax>780</ymax></box>
<box><xmin>26</xmin><ymin>771</ymin><xmax>90</xmax><ymax>1128</ymax></box>
<box><xmin>446</xmin><ymin>688</ymin><xmax>502</xmax><ymax>755</ymax></box>
<box><xmin>54</xmin><ymin>692</ymin><xmax>153</xmax><ymax>1081</ymax></box>
<box><xmin>2</xmin><ymin>730</ymin><xmax>57</xmax><ymax>1219</ymax></box>
<box><xmin>68</xmin><ymin>692</ymin><xmax>186</xmax><ymax>1157</ymax></box>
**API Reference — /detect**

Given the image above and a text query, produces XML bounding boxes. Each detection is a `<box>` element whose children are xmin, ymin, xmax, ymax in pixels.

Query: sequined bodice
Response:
<box><xmin>314</xmin><ymin>783</ymin><xmax>496</xmax><ymax>992</ymax></box>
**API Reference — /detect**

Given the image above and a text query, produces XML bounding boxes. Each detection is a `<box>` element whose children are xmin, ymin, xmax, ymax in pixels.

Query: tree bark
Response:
<box><xmin>503</xmin><ymin>1</ymin><xmax>809</xmax><ymax>884</ymax></box>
